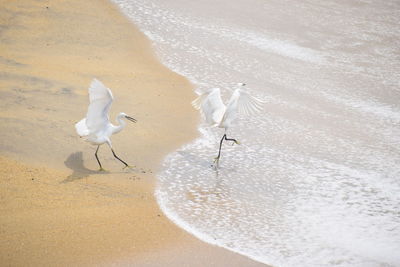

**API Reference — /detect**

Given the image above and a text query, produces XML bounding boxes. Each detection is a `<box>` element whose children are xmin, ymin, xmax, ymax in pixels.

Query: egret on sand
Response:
<box><xmin>75</xmin><ymin>78</ymin><xmax>137</xmax><ymax>171</ymax></box>
<box><xmin>192</xmin><ymin>83</ymin><xmax>263</xmax><ymax>166</ymax></box>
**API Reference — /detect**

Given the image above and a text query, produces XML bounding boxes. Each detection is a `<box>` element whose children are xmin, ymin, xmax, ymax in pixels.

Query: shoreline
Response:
<box><xmin>0</xmin><ymin>0</ymin><xmax>268</xmax><ymax>266</ymax></box>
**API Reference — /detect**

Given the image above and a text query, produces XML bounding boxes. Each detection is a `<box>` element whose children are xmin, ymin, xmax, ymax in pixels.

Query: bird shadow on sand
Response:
<box><xmin>61</xmin><ymin>151</ymin><xmax>108</xmax><ymax>183</ymax></box>
<box><xmin>61</xmin><ymin>151</ymin><xmax>142</xmax><ymax>183</ymax></box>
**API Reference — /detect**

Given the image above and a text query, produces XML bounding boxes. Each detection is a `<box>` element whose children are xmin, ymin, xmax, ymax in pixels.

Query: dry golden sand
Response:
<box><xmin>0</xmin><ymin>0</ymin><xmax>267</xmax><ymax>266</ymax></box>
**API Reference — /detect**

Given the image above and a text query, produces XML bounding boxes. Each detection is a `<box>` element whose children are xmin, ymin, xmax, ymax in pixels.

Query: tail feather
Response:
<box><xmin>75</xmin><ymin>118</ymin><xmax>89</xmax><ymax>137</ymax></box>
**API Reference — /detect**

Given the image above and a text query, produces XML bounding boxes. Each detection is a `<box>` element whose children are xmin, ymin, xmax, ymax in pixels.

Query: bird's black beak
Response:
<box><xmin>125</xmin><ymin>115</ymin><xmax>137</xmax><ymax>123</ymax></box>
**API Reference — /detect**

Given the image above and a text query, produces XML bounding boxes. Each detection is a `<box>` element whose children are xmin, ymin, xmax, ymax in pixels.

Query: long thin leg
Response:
<box><xmin>214</xmin><ymin>134</ymin><xmax>226</xmax><ymax>166</ymax></box>
<box><xmin>213</xmin><ymin>134</ymin><xmax>240</xmax><ymax>167</ymax></box>
<box><xmin>95</xmin><ymin>145</ymin><xmax>105</xmax><ymax>171</ymax></box>
<box><xmin>225</xmin><ymin>136</ymin><xmax>239</xmax><ymax>145</ymax></box>
<box><xmin>217</xmin><ymin>134</ymin><xmax>226</xmax><ymax>160</ymax></box>
<box><xmin>111</xmin><ymin>148</ymin><xmax>130</xmax><ymax>168</ymax></box>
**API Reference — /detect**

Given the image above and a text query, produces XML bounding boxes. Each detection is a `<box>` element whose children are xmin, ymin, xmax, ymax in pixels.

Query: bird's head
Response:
<box><xmin>237</xmin><ymin>82</ymin><xmax>246</xmax><ymax>87</ymax></box>
<box><xmin>120</xmin><ymin>112</ymin><xmax>137</xmax><ymax>123</ymax></box>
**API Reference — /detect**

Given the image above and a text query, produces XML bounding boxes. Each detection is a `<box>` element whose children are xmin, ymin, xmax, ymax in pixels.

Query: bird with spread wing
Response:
<box><xmin>192</xmin><ymin>83</ymin><xmax>264</xmax><ymax>167</ymax></box>
<box><xmin>75</xmin><ymin>78</ymin><xmax>137</xmax><ymax>171</ymax></box>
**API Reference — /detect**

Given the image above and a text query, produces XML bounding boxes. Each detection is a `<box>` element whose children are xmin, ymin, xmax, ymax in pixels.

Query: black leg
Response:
<box><xmin>95</xmin><ymin>145</ymin><xmax>103</xmax><ymax>170</ymax></box>
<box><xmin>214</xmin><ymin>134</ymin><xmax>226</xmax><ymax>166</ymax></box>
<box><xmin>213</xmin><ymin>134</ymin><xmax>240</xmax><ymax>167</ymax></box>
<box><xmin>111</xmin><ymin>148</ymin><xmax>129</xmax><ymax>168</ymax></box>
<box><xmin>224</xmin><ymin>135</ymin><xmax>239</xmax><ymax>145</ymax></box>
<box><xmin>217</xmin><ymin>134</ymin><xmax>226</xmax><ymax>160</ymax></box>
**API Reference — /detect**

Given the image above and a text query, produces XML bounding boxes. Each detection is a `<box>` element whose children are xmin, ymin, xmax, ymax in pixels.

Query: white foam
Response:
<box><xmin>112</xmin><ymin>0</ymin><xmax>400</xmax><ymax>266</ymax></box>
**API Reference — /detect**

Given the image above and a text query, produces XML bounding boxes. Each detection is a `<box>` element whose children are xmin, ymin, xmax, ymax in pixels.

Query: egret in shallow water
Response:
<box><xmin>192</xmin><ymin>83</ymin><xmax>264</xmax><ymax>166</ymax></box>
<box><xmin>75</xmin><ymin>78</ymin><xmax>137</xmax><ymax>171</ymax></box>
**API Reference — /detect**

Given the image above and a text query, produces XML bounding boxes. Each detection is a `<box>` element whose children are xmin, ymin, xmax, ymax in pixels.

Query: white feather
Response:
<box><xmin>193</xmin><ymin>86</ymin><xmax>264</xmax><ymax>130</ymax></box>
<box><xmin>192</xmin><ymin>88</ymin><xmax>226</xmax><ymax>126</ymax></box>
<box><xmin>85</xmin><ymin>78</ymin><xmax>113</xmax><ymax>134</ymax></box>
<box><xmin>235</xmin><ymin>89</ymin><xmax>264</xmax><ymax>116</ymax></box>
<box><xmin>75</xmin><ymin>118</ymin><xmax>89</xmax><ymax>136</ymax></box>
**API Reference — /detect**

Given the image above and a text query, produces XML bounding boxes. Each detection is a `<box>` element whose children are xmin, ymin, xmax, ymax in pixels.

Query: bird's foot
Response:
<box><xmin>232</xmin><ymin>140</ymin><xmax>240</xmax><ymax>145</ymax></box>
<box><xmin>123</xmin><ymin>165</ymin><xmax>135</xmax><ymax>170</ymax></box>
<box><xmin>212</xmin><ymin>157</ymin><xmax>220</xmax><ymax>168</ymax></box>
<box><xmin>98</xmin><ymin>167</ymin><xmax>108</xmax><ymax>172</ymax></box>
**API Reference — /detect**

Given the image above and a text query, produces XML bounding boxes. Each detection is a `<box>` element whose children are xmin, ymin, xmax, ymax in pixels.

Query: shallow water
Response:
<box><xmin>112</xmin><ymin>0</ymin><xmax>400</xmax><ymax>266</ymax></box>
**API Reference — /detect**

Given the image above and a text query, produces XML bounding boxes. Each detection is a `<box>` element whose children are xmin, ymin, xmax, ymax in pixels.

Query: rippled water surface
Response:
<box><xmin>112</xmin><ymin>0</ymin><xmax>400</xmax><ymax>266</ymax></box>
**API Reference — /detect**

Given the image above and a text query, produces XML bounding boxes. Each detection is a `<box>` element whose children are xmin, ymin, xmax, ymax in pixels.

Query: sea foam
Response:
<box><xmin>112</xmin><ymin>0</ymin><xmax>400</xmax><ymax>266</ymax></box>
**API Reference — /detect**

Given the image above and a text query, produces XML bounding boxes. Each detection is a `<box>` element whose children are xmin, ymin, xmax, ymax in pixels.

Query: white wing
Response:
<box><xmin>75</xmin><ymin>118</ymin><xmax>89</xmax><ymax>136</ymax></box>
<box><xmin>220</xmin><ymin>89</ymin><xmax>264</xmax><ymax>128</ymax></box>
<box><xmin>235</xmin><ymin>89</ymin><xmax>264</xmax><ymax>115</ymax></box>
<box><xmin>85</xmin><ymin>78</ymin><xmax>113</xmax><ymax>134</ymax></box>
<box><xmin>192</xmin><ymin>88</ymin><xmax>226</xmax><ymax>126</ymax></box>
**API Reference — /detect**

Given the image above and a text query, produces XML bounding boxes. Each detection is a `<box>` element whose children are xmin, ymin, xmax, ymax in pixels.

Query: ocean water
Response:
<box><xmin>111</xmin><ymin>0</ymin><xmax>400</xmax><ymax>266</ymax></box>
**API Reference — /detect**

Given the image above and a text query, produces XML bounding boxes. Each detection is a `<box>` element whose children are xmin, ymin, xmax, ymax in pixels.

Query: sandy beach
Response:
<box><xmin>0</xmin><ymin>0</ymin><xmax>266</xmax><ymax>266</ymax></box>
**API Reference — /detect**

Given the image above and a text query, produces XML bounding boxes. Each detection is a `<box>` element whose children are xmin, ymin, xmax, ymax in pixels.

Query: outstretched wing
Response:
<box><xmin>235</xmin><ymin>89</ymin><xmax>264</xmax><ymax>115</ymax></box>
<box><xmin>85</xmin><ymin>78</ymin><xmax>113</xmax><ymax>134</ymax></box>
<box><xmin>192</xmin><ymin>88</ymin><xmax>226</xmax><ymax>126</ymax></box>
<box><xmin>221</xmin><ymin>89</ymin><xmax>264</xmax><ymax>127</ymax></box>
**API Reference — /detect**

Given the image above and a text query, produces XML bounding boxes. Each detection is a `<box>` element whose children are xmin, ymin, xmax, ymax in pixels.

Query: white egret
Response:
<box><xmin>75</xmin><ymin>78</ymin><xmax>137</xmax><ymax>171</ymax></box>
<box><xmin>192</xmin><ymin>83</ymin><xmax>263</xmax><ymax>166</ymax></box>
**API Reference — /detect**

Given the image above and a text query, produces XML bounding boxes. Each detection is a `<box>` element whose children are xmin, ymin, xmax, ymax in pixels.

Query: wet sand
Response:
<box><xmin>0</xmin><ymin>0</ymin><xmax>266</xmax><ymax>266</ymax></box>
